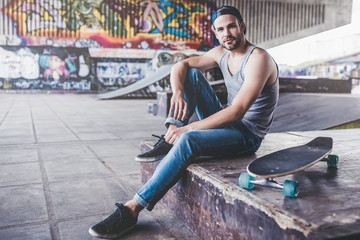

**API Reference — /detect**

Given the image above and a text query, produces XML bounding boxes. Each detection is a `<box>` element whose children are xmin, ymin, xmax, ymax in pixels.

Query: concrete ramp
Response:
<box><xmin>97</xmin><ymin>64</ymin><xmax>173</xmax><ymax>100</ymax></box>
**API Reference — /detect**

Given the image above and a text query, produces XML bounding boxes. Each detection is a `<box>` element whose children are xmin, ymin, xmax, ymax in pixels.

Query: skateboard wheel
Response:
<box><xmin>282</xmin><ymin>180</ymin><xmax>299</xmax><ymax>197</ymax></box>
<box><xmin>326</xmin><ymin>155</ymin><xmax>339</xmax><ymax>168</ymax></box>
<box><xmin>238</xmin><ymin>173</ymin><xmax>255</xmax><ymax>190</ymax></box>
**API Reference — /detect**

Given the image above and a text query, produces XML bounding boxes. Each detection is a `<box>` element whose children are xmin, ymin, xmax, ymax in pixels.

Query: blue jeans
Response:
<box><xmin>134</xmin><ymin>68</ymin><xmax>262</xmax><ymax>211</ymax></box>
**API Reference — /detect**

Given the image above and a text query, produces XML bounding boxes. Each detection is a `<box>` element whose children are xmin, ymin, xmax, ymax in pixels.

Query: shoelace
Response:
<box><xmin>152</xmin><ymin>134</ymin><xmax>165</xmax><ymax>147</ymax></box>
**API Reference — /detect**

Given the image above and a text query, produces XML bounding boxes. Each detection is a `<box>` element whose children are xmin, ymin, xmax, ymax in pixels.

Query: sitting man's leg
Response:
<box><xmin>135</xmin><ymin>68</ymin><xmax>224</xmax><ymax>162</ymax></box>
<box><xmin>134</xmin><ymin>126</ymin><xmax>262</xmax><ymax>210</ymax></box>
<box><xmin>89</xmin><ymin>69</ymin><xmax>262</xmax><ymax>238</ymax></box>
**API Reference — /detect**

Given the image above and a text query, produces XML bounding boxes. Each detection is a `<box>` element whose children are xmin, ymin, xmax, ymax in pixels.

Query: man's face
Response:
<box><xmin>213</xmin><ymin>15</ymin><xmax>243</xmax><ymax>50</ymax></box>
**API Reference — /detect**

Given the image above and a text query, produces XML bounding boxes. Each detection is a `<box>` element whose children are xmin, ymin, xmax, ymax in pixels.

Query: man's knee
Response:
<box><xmin>188</xmin><ymin>68</ymin><xmax>201</xmax><ymax>76</ymax></box>
<box><xmin>177</xmin><ymin>131</ymin><xmax>200</xmax><ymax>149</ymax></box>
<box><xmin>187</xmin><ymin>68</ymin><xmax>202</xmax><ymax>84</ymax></box>
<box><xmin>178</xmin><ymin>131</ymin><xmax>194</xmax><ymax>142</ymax></box>
<box><xmin>175</xmin><ymin>131</ymin><xmax>200</xmax><ymax>158</ymax></box>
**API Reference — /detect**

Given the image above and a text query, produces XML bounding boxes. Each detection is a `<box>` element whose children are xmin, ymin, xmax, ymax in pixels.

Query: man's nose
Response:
<box><xmin>223</xmin><ymin>28</ymin><xmax>231</xmax><ymax>36</ymax></box>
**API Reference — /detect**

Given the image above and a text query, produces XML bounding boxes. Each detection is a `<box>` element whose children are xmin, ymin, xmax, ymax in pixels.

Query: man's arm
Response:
<box><xmin>168</xmin><ymin>47</ymin><xmax>223</xmax><ymax>121</ymax></box>
<box><xmin>192</xmin><ymin>51</ymin><xmax>273</xmax><ymax>128</ymax></box>
<box><xmin>165</xmin><ymin>49</ymin><xmax>276</xmax><ymax>144</ymax></box>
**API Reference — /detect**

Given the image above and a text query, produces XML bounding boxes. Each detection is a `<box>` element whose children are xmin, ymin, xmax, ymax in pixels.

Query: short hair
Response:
<box><xmin>211</xmin><ymin>6</ymin><xmax>246</xmax><ymax>35</ymax></box>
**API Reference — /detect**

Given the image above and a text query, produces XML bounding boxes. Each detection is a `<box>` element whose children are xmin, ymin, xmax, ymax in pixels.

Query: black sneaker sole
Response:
<box><xmin>135</xmin><ymin>154</ymin><xmax>166</xmax><ymax>162</ymax></box>
<box><xmin>88</xmin><ymin>224</ymin><xmax>136</xmax><ymax>239</ymax></box>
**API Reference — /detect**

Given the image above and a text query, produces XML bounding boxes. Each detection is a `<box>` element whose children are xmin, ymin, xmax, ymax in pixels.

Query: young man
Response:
<box><xmin>89</xmin><ymin>6</ymin><xmax>279</xmax><ymax>239</ymax></box>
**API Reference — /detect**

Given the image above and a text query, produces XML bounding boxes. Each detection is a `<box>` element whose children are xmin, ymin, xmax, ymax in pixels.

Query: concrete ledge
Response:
<box><xmin>140</xmin><ymin>130</ymin><xmax>360</xmax><ymax>239</ymax></box>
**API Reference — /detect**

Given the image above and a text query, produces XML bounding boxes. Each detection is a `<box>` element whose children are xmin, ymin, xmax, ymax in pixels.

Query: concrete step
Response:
<box><xmin>139</xmin><ymin>130</ymin><xmax>360</xmax><ymax>240</ymax></box>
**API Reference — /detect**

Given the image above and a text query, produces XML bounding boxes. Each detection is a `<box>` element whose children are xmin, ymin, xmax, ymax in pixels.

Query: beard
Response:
<box><xmin>221</xmin><ymin>34</ymin><xmax>241</xmax><ymax>50</ymax></box>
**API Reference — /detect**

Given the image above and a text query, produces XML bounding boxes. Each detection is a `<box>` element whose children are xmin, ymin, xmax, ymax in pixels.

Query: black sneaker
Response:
<box><xmin>135</xmin><ymin>134</ymin><xmax>173</xmax><ymax>162</ymax></box>
<box><xmin>89</xmin><ymin>203</ymin><xmax>137</xmax><ymax>239</ymax></box>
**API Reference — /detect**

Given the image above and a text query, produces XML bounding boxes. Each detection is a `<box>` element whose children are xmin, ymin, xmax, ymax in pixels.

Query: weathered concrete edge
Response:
<box><xmin>141</xmin><ymin>159</ymin><xmax>314</xmax><ymax>239</ymax></box>
<box><xmin>186</xmin><ymin>164</ymin><xmax>319</xmax><ymax>237</ymax></box>
<box><xmin>139</xmin><ymin>129</ymin><xmax>360</xmax><ymax>239</ymax></box>
<box><xmin>140</xmin><ymin>132</ymin><xmax>319</xmax><ymax>237</ymax></box>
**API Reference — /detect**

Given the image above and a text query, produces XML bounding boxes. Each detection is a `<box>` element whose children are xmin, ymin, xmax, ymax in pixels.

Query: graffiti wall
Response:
<box><xmin>0</xmin><ymin>46</ymin><xmax>93</xmax><ymax>90</ymax></box>
<box><xmin>0</xmin><ymin>0</ymin><xmax>216</xmax><ymax>92</ymax></box>
<box><xmin>279</xmin><ymin>63</ymin><xmax>359</xmax><ymax>80</ymax></box>
<box><xmin>0</xmin><ymin>0</ymin><xmax>216</xmax><ymax>51</ymax></box>
<box><xmin>0</xmin><ymin>45</ymin><xmax>206</xmax><ymax>92</ymax></box>
<box><xmin>93</xmin><ymin>49</ymin><xmax>202</xmax><ymax>93</ymax></box>
<box><xmin>95</xmin><ymin>59</ymin><xmax>152</xmax><ymax>91</ymax></box>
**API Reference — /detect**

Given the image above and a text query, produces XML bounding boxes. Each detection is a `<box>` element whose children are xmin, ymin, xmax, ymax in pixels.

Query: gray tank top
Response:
<box><xmin>219</xmin><ymin>45</ymin><xmax>279</xmax><ymax>139</ymax></box>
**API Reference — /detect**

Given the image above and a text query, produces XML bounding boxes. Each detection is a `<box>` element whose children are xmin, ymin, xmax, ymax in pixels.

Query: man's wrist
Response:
<box><xmin>184</xmin><ymin>124</ymin><xmax>193</xmax><ymax>132</ymax></box>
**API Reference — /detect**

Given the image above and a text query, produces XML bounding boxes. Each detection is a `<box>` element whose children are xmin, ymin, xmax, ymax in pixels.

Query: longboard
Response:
<box><xmin>239</xmin><ymin>137</ymin><xmax>339</xmax><ymax>197</ymax></box>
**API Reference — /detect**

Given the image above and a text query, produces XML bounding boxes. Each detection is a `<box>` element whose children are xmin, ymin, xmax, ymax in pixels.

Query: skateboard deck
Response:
<box><xmin>239</xmin><ymin>137</ymin><xmax>339</xmax><ymax>197</ymax></box>
<box><xmin>248</xmin><ymin>137</ymin><xmax>333</xmax><ymax>178</ymax></box>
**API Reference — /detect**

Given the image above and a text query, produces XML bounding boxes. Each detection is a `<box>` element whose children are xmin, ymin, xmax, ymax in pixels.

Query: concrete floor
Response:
<box><xmin>270</xmin><ymin>93</ymin><xmax>360</xmax><ymax>132</ymax></box>
<box><xmin>0</xmin><ymin>92</ymin><xmax>359</xmax><ymax>239</ymax></box>
<box><xmin>0</xmin><ymin>94</ymin><xmax>198</xmax><ymax>240</ymax></box>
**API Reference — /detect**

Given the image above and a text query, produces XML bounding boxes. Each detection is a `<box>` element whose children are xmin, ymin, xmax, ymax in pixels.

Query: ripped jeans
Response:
<box><xmin>134</xmin><ymin>68</ymin><xmax>262</xmax><ymax>211</ymax></box>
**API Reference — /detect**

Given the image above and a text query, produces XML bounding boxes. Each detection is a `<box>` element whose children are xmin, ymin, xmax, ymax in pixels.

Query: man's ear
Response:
<box><xmin>240</xmin><ymin>21</ymin><xmax>246</xmax><ymax>35</ymax></box>
<box><xmin>212</xmin><ymin>26</ymin><xmax>219</xmax><ymax>40</ymax></box>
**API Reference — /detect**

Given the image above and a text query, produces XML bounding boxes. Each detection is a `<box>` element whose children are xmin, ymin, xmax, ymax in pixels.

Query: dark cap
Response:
<box><xmin>212</xmin><ymin>6</ymin><xmax>246</xmax><ymax>34</ymax></box>
<box><xmin>212</xmin><ymin>6</ymin><xmax>243</xmax><ymax>24</ymax></box>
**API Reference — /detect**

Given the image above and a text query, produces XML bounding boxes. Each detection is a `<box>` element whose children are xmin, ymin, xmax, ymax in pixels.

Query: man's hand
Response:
<box><xmin>165</xmin><ymin>124</ymin><xmax>189</xmax><ymax>145</ymax></box>
<box><xmin>169</xmin><ymin>92</ymin><xmax>188</xmax><ymax>121</ymax></box>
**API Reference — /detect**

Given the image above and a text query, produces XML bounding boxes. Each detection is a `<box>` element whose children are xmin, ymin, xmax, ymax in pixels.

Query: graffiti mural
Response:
<box><xmin>0</xmin><ymin>0</ymin><xmax>215</xmax><ymax>93</ymax></box>
<box><xmin>94</xmin><ymin>50</ymin><xmax>203</xmax><ymax>94</ymax></box>
<box><xmin>95</xmin><ymin>59</ymin><xmax>152</xmax><ymax>91</ymax></box>
<box><xmin>1</xmin><ymin>0</ymin><xmax>216</xmax><ymax>51</ymax></box>
<box><xmin>0</xmin><ymin>44</ymin><xmax>206</xmax><ymax>92</ymax></box>
<box><xmin>39</xmin><ymin>48</ymin><xmax>76</xmax><ymax>82</ymax></box>
<box><xmin>0</xmin><ymin>46</ymin><xmax>93</xmax><ymax>91</ymax></box>
<box><xmin>0</xmin><ymin>47</ymin><xmax>39</xmax><ymax>79</ymax></box>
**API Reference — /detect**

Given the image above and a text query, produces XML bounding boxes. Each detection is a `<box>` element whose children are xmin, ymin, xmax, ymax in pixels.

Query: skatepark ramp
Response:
<box><xmin>97</xmin><ymin>64</ymin><xmax>173</xmax><ymax>100</ymax></box>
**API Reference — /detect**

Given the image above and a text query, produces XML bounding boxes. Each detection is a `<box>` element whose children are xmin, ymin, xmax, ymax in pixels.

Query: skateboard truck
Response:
<box><xmin>251</xmin><ymin>178</ymin><xmax>287</xmax><ymax>190</ymax></box>
<box><xmin>239</xmin><ymin>174</ymin><xmax>300</xmax><ymax>197</ymax></box>
<box><xmin>239</xmin><ymin>154</ymin><xmax>339</xmax><ymax>198</ymax></box>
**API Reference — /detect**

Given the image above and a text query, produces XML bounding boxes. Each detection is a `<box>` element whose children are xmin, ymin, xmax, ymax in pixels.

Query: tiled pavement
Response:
<box><xmin>0</xmin><ymin>94</ymin><xmax>198</xmax><ymax>240</ymax></box>
<box><xmin>1</xmin><ymin>92</ymin><xmax>360</xmax><ymax>240</ymax></box>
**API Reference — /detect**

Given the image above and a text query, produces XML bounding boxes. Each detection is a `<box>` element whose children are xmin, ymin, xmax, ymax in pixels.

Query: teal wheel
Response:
<box><xmin>326</xmin><ymin>155</ymin><xmax>339</xmax><ymax>168</ymax></box>
<box><xmin>282</xmin><ymin>180</ymin><xmax>299</xmax><ymax>197</ymax></box>
<box><xmin>238</xmin><ymin>173</ymin><xmax>255</xmax><ymax>190</ymax></box>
